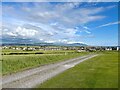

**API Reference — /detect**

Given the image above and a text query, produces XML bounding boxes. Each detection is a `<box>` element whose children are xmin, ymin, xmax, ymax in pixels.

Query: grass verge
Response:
<box><xmin>2</xmin><ymin>52</ymin><xmax>89</xmax><ymax>75</ymax></box>
<box><xmin>38</xmin><ymin>51</ymin><xmax>118</xmax><ymax>88</ymax></box>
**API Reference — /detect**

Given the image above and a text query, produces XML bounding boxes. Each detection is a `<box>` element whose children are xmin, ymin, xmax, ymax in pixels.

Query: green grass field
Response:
<box><xmin>2</xmin><ymin>50</ymin><xmax>90</xmax><ymax>75</ymax></box>
<box><xmin>38</xmin><ymin>51</ymin><xmax>118</xmax><ymax>88</ymax></box>
<box><xmin>2</xmin><ymin>49</ymin><xmax>77</xmax><ymax>54</ymax></box>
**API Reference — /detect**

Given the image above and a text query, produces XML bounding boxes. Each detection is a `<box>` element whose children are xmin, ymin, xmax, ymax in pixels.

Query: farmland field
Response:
<box><xmin>2</xmin><ymin>49</ymin><xmax>90</xmax><ymax>75</ymax></box>
<box><xmin>38</xmin><ymin>51</ymin><xmax>118</xmax><ymax>88</ymax></box>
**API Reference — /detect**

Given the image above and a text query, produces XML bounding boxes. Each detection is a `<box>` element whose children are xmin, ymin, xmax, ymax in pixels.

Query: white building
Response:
<box><xmin>105</xmin><ymin>48</ymin><xmax>112</xmax><ymax>51</ymax></box>
<box><xmin>117</xmin><ymin>47</ymin><xmax>119</xmax><ymax>51</ymax></box>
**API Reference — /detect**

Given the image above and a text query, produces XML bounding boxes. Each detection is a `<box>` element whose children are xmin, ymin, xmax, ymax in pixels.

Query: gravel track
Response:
<box><xmin>2</xmin><ymin>54</ymin><xmax>98</xmax><ymax>88</ymax></box>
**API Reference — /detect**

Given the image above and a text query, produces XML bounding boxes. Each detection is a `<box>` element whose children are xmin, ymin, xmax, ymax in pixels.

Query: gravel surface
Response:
<box><xmin>2</xmin><ymin>54</ymin><xmax>98</xmax><ymax>88</ymax></box>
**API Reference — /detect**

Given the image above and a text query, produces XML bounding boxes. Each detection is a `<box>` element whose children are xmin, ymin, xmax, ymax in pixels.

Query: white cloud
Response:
<box><xmin>15</xmin><ymin>26</ymin><xmax>38</xmax><ymax>37</ymax></box>
<box><xmin>97</xmin><ymin>21</ymin><xmax>120</xmax><ymax>28</ymax></box>
<box><xmin>3</xmin><ymin>2</ymin><xmax>106</xmax><ymax>26</ymax></box>
<box><xmin>67</xmin><ymin>41</ymin><xmax>85</xmax><ymax>44</ymax></box>
<box><xmin>2</xmin><ymin>0</ymin><xmax>120</xmax><ymax>2</ymax></box>
<box><xmin>2</xmin><ymin>2</ymin><xmax>115</xmax><ymax>44</ymax></box>
<box><xmin>6</xmin><ymin>32</ymin><xmax>18</xmax><ymax>37</ymax></box>
<box><xmin>85</xmin><ymin>30</ymin><xmax>91</xmax><ymax>34</ymax></box>
<box><xmin>82</xmin><ymin>26</ymin><xmax>90</xmax><ymax>30</ymax></box>
<box><xmin>50</xmin><ymin>22</ymin><xmax>58</xmax><ymax>26</ymax></box>
<box><xmin>106</xmin><ymin>5</ymin><xmax>116</xmax><ymax>9</ymax></box>
<box><xmin>3</xmin><ymin>26</ymin><xmax>38</xmax><ymax>38</ymax></box>
<box><xmin>45</xmin><ymin>40</ymin><xmax>55</xmax><ymax>43</ymax></box>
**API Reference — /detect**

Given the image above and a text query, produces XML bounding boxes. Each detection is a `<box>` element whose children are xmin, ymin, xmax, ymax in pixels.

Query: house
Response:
<box><xmin>23</xmin><ymin>47</ymin><xmax>27</xmax><ymax>51</ymax></box>
<box><xmin>117</xmin><ymin>47</ymin><xmax>119</xmax><ymax>51</ymax></box>
<box><xmin>105</xmin><ymin>47</ymin><xmax>112</xmax><ymax>51</ymax></box>
<box><xmin>77</xmin><ymin>50</ymin><xmax>86</xmax><ymax>52</ymax></box>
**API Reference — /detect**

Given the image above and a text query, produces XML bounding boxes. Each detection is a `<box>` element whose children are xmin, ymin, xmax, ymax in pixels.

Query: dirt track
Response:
<box><xmin>2</xmin><ymin>54</ymin><xmax>98</xmax><ymax>88</ymax></box>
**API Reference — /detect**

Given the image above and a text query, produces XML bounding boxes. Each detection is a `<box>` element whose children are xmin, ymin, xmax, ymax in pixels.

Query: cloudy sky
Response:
<box><xmin>2</xmin><ymin>2</ymin><xmax>119</xmax><ymax>46</ymax></box>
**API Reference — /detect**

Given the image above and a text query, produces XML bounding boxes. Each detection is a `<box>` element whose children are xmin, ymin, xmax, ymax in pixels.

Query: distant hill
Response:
<box><xmin>66</xmin><ymin>43</ymin><xmax>87</xmax><ymax>46</ymax></box>
<box><xmin>2</xmin><ymin>42</ymin><xmax>87</xmax><ymax>46</ymax></box>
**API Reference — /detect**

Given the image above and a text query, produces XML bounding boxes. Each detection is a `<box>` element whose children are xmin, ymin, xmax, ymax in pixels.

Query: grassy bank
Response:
<box><xmin>2</xmin><ymin>51</ymin><xmax>89</xmax><ymax>75</ymax></box>
<box><xmin>38</xmin><ymin>51</ymin><xmax>118</xmax><ymax>88</ymax></box>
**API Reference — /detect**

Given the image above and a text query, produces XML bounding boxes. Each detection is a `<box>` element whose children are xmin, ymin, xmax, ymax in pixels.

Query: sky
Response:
<box><xmin>1</xmin><ymin>2</ymin><xmax>119</xmax><ymax>46</ymax></box>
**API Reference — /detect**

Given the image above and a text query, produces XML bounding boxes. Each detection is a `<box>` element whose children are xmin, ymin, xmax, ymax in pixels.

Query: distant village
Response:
<box><xmin>1</xmin><ymin>45</ymin><xmax>120</xmax><ymax>52</ymax></box>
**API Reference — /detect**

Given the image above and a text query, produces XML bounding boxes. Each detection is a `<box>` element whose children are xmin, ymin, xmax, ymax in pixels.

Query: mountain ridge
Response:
<box><xmin>2</xmin><ymin>42</ymin><xmax>87</xmax><ymax>46</ymax></box>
